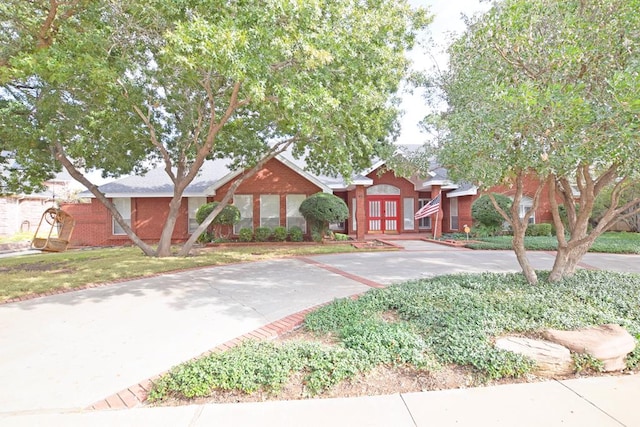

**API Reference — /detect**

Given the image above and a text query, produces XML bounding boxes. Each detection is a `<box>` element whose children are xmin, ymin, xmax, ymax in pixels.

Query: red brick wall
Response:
<box><xmin>456</xmin><ymin>196</ymin><xmax>475</xmax><ymax>231</ymax></box>
<box><xmin>64</xmin><ymin>158</ymin><xmax>325</xmax><ymax>247</ymax></box>
<box><xmin>132</xmin><ymin>198</ymin><xmax>190</xmax><ymax>241</ymax></box>
<box><xmin>62</xmin><ymin>197</ymin><xmax>191</xmax><ymax>247</ymax></box>
<box><xmin>62</xmin><ymin>202</ymin><xmax>112</xmax><ymax>247</ymax></box>
<box><xmin>485</xmin><ymin>174</ymin><xmax>555</xmax><ymax>223</ymax></box>
<box><xmin>213</xmin><ymin>158</ymin><xmax>323</xmax><ymax>230</ymax></box>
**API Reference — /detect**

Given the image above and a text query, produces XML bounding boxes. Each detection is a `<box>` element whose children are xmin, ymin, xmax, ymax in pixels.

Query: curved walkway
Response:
<box><xmin>0</xmin><ymin>242</ymin><xmax>638</xmax><ymax>426</ymax></box>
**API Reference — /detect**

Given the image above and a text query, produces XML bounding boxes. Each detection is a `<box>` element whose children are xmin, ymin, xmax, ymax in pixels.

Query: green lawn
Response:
<box><xmin>466</xmin><ymin>232</ymin><xmax>640</xmax><ymax>254</ymax></box>
<box><xmin>149</xmin><ymin>270</ymin><xmax>640</xmax><ymax>402</ymax></box>
<box><xmin>0</xmin><ymin>244</ymin><xmax>381</xmax><ymax>303</ymax></box>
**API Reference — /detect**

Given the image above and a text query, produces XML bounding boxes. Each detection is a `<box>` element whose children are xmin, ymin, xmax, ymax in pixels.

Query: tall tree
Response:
<box><xmin>430</xmin><ymin>0</ymin><xmax>640</xmax><ymax>283</ymax></box>
<box><xmin>1</xmin><ymin>0</ymin><xmax>430</xmax><ymax>256</ymax></box>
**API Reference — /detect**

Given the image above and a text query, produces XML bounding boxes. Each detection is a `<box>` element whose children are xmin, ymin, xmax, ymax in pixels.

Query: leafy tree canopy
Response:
<box><xmin>428</xmin><ymin>0</ymin><xmax>640</xmax><ymax>282</ymax></box>
<box><xmin>0</xmin><ymin>0</ymin><xmax>430</xmax><ymax>256</ymax></box>
<box><xmin>436</xmin><ymin>0</ymin><xmax>639</xmax><ymax>188</ymax></box>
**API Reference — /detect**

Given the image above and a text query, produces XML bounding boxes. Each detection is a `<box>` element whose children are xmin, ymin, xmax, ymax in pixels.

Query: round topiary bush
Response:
<box><xmin>299</xmin><ymin>193</ymin><xmax>349</xmax><ymax>242</ymax></box>
<box><xmin>195</xmin><ymin>202</ymin><xmax>241</xmax><ymax>227</ymax></box>
<box><xmin>472</xmin><ymin>194</ymin><xmax>512</xmax><ymax>228</ymax></box>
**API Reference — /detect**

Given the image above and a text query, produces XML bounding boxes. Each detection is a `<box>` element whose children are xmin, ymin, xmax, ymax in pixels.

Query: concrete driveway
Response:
<box><xmin>0</xmin><ymin>242</ymin><xmax>638</xmax><ymax>414</ymax></box>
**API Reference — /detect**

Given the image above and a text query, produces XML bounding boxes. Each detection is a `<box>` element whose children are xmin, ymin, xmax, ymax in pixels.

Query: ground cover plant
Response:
<box><xmin>467</xmin><ymin>232</ymin><xmax>640</xmax><ymax>254</ymax></box>
<box><xmin>0</xmin><ymin>244</ymin><xmax>372</xmax><ymax>303</ymax></box>
<box><xmin>148</xmin><ymin>270</ymin><xmax>640</xmax><ymax>403</ymax></box>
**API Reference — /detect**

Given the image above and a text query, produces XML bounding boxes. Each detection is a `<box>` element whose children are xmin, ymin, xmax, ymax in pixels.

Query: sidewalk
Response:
<box><xmin>2</xmin><ymin>375</ymin><xmax>637</xmax><ymax>426</ymax></box>
<box><xmin>1</xmin><ymin>242</ymin><xmax>638</xmax><ymax>426</ymax></box>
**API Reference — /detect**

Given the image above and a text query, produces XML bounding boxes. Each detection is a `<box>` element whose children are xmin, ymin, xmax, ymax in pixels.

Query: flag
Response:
<box><xmin>414</xmin><ymin>194</ymin><xmax>441</xmax><ymax>220</ymax></box>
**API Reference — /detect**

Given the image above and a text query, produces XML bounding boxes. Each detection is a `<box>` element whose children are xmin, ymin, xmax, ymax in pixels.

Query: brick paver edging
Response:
<box><xmin>87</xmin><ymin>256</ymin><xmax>387</xmax><ymax>411</ymax></box>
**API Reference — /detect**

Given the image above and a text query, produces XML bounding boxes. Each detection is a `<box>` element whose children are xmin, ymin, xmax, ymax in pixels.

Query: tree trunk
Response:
<box><xmin>52</xmin><ymin>141</ymin><xmax>157</xmax><ymax>256</ymax></box>
<box><xmin>549</xmin><ymin>242</ymin><xmax>590</xmax><ymax>282</ymax></box>
<box><xmin>156</xmin><ymin>195</ymin><xmax>184</xmax><ymax>257</ymax></box>
<box><xmin>177</xmin><ymin>140</ymin><xmax>294</xmax><ymax>256</ymax></box>
<box><xmin>512</xmin><ymin>223</ymin><xmax>538</xmax><ymax>285</ymax></box>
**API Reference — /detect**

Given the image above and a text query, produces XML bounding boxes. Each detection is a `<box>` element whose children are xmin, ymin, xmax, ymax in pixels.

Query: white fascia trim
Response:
<box><xmin>203</xmin><ymin>169</ymin><xmax>242</xmax><ymax>195</ymax></box>
<box><xmin>420</xmin><ymin>179</ymin><xmax>456</xmax><ymax>187</ymax></box>
<box><xmin>90</xmin><ymin>192</ymin><xmax>212</xmax><ymax>199</ymax></box>
<box><xmin>361</xmin><ymin>160</ymin><xmax>386</xmax><ymax>176</ymax></box>
<box><xmin>446</xmin><ymin>186</ymin><xmax>478</xmax><ymax>198</ymax></box>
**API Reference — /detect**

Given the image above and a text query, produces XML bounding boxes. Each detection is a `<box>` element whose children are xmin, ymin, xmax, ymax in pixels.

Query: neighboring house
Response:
<box><xmin>62</xmin><ymin>151</ymin><xmax>555</xmax><ymax>247</ymax></box>
<box><xmin>0</xmin><ymin>179</ymin><xmax>75</xmax><ymax>237</ymax></box>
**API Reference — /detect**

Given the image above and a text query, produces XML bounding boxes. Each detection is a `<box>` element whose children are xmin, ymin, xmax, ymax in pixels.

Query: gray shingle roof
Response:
<box><xmin>80</xmin><ymin>144</ymin><xmax>458</xmax><ymax>198</ymax></box>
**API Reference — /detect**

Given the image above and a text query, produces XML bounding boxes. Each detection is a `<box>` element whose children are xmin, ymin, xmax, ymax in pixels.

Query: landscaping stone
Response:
<box><xmin>495</xmin><ymin>336</ymin><xmax>573</xmax><ymax>377</ymax></box>
<box><xmin>543</xmin><ymin>324</ymin><xmax>636</xmax><ymax>372</ymax></box>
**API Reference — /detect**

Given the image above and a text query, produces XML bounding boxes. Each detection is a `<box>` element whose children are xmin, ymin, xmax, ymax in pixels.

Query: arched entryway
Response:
<box><xmin>366</xmin><ymin>184</ymin><xmax>400</xmax><ymax>233</ymax></box>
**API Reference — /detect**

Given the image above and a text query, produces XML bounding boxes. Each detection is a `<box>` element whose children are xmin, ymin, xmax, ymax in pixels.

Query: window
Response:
<box><xmin>260</xmin><ymin>194</ymin><xmax>280</xmax><ymax>229</ymax></box>
<box><xmin>403</xmin><ymin>198</ymin><xmax>414</xmax><ymax>231</ymax></box>
<box><xmin>188</xmin><ymin>197</ymin><xmax>206</xmax><ymax>234</ymax></box>
<box><xmin>366</xmin><ymin>184</ymin><xmax>400</xmax><ymax>195</ymax></box>
<box><xmin>450</xmin><ymin>197</ymin><xmax>459</xmax><ymax>230</ymax></box>
<box><xmin>352</xmin><ymin>198</ymin><xmax>357</xmax><ymax>231</ymax></box>
<box><xmin>329</xmin><ymin>221</ymin><xmax>345</xmax><ymax>231</ymax></box>
<box><xmin>417</xmin><ymin>198</ymin><xmax>431</xmax><ymax>229</ymax></box>
<box><xmin>286</xmin><ymin>194</ymin><xmax>306</xmax><ymax>232</ymax></box>
<box><xmin>518</xmin><ymin>196</ymin><xmax>536</xmax><ymax>224</ymax></box>
<box><xmin>233</xmin><ymin>195</ymin><xmax>253</xmax><ymax>234</ymax></box>
<box><xmin>112</xmin><ymin>198</ymin><xmax>131</xmax><ymax>235</ymax></box>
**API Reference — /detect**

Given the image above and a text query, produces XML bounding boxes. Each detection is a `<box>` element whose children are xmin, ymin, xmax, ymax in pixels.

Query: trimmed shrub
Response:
<box><xmin>196</xmin><ymin>232</ymin><xmax>214</xmax><ymax>243</ymax></box>
<box><xmin>472</xmin><ymin>224</ymin><xmax>502</xmax><ymax>238</ymax></box>
<box><xmin>526</xmin><ymin>223</ymin><xmax>552</xmax><ymax>237</ymax></box>
<box><xmin>299</xmin><ymin>193</ymin><xmax>349</xmax><ymax>242</ymax></box>
<box><xmin>334</xmin><ymin>233</ymin><xmax>350</xmax><ymax>241</ymax></box>
<box><xmin>472</xmin><ymin>194</ymin><xmax>512</xmax><ymax>228</ymax></box>
<box><xmin>254</xmin><ymin>226</ymin><xmax>272</xmax><ymax>242</ymax></box>
<box><xmin>273</xmin><ymin>226</ymin><xmax>287</xmax><ymax>242</ymax></box>
<box><xmin>288</xmin><ymin>226</ymin><xmax>304</xmax><ymax>242</ymax></box>
<box><xmin>238</xmin><ymin>227</ymin><xmax>253</xmax><ymax>242</ymax></box>
<box><xmin>195</xmin><ymin>202</ymin><xmax>241</xmax><ymax>239</ymax></box>
<box><xmin>195</xmin><ymin>202</ymin><xmax>241</xmax><ymax>226</ymax></box>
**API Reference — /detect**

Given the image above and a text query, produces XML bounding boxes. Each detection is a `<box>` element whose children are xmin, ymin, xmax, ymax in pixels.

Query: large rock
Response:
<box><xmin>543</xmin><ymin>324</ymin><xmax>636</xmax><ymax>372</ymax></box>
<box><xmin>495</xmin><ymin>336</ymin><xmax>573</xmax><ymax>377</ymax></box>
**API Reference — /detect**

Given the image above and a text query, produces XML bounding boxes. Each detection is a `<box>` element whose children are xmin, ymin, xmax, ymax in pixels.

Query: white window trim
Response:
<box><xmin>112</xmin><ymin>198</ymin><xmax>131</xmax><ymax>235</ymax></box>
<box><xmin>233</xmin><ymin>195</ymin><xmax>254</xmax><ymax>234</ymax></box>
<box><xmin>286</xmin><ymin>194</ymin><xmax>307</xmax><ymax>233</ymax></box>
<box><xmin>260</xmin><ymin>194</ymin><xmax>280</xmax><ymax>229</ymax></box>
<box><xmin>450</xmin><ymin>197</ymin><xmax>459</xmax><ymax>231</ymax></box>
<box><xmin>417</xmin><ymin>198</ymin><xmax>432</xmax><ymax>230</ymax></box>
<box><xmin>188</xmin><ymin>197</ymin><xmax>207</xmax><ymax>234</ymax></box>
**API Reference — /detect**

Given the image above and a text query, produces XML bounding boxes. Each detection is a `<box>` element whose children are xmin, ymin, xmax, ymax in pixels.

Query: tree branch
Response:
<box><xmin>50</xmin><ymin>140</ymin><xmax>156</xmax><ymax>255</ymax></box>
<box><xmin>131</xmin><ymin>104</ymin><xmax>176</xmax><ymax>184</ymax></box>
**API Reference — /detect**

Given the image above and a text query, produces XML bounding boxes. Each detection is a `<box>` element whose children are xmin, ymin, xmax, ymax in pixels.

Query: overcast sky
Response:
<box><xmin>399</xmin><ymin>0</ymin><xmax>492</xmax><ymax>144</ymax></box>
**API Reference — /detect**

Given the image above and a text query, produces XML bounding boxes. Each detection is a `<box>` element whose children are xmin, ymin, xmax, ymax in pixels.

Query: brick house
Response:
<box><xmin>62</xmin><ymin>153</ymin><xmax>553</xmax><ymax>247</ymax></box>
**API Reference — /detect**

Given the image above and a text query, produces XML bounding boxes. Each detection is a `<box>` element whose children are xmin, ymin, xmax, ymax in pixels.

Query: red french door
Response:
<box><xmin>367</xmin><ymin>197</ymin><xmax>400</xmax><ymax>233</ymax></box>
